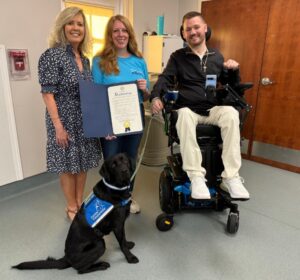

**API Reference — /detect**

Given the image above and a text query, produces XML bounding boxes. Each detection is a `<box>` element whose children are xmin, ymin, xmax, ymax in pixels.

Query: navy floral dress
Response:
<box><xmin>38</xmin><ymin>45</ymin><xmax>101</xmax><ymax>174</ymax></box>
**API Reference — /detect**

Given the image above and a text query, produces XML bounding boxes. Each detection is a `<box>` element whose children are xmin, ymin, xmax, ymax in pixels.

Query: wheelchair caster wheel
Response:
<box><xmin>227</xmin><ymin>212</ymin><xmax>239</xmax><ymax>234</ymax></box>
<box><xmin>156</xmin><ymin>213</ymin><xmax>174</xmax><ymax>231</ymax></box>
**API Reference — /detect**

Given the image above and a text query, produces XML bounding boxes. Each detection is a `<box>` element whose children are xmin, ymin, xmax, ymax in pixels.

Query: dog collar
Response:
<box><xmin>102</xmin><ymin>178</ymin><xmax>131</xmax><ymax>191</ymax></box>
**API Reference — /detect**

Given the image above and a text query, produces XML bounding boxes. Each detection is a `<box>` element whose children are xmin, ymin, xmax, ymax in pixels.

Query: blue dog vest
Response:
<box><xmin>83</xmin><ymin>191</ymin><xmax>131</xmax><ymax>228</ymax></box>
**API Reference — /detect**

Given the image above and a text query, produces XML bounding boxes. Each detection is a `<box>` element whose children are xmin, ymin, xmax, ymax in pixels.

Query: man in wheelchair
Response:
<box><xmin>150</xmin><ymin>11</ymin><xmax>250</xmax><ymax>201</ymax></box>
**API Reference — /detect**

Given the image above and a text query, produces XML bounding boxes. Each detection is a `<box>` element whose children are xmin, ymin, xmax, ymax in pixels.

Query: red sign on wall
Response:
<box><xmin>7</xmin><ymin>49</ymin><xmax>30</xmax><ymax>80</ymax></box>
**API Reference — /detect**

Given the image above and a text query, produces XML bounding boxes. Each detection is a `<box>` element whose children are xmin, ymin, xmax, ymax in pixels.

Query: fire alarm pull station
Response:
<box><xmin>8</xmin><ymin>49</ymin><xmax>30</xmax><ymax>80</ymax></box>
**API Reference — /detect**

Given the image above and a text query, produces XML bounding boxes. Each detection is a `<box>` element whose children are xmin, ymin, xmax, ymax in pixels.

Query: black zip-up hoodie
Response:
<box><xmin>150</xmin><ymin>46</ymin><xmax>240</xmax><ymax>116</ymax></box>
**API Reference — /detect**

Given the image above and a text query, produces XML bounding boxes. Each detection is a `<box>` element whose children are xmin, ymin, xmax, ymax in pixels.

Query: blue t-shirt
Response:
<box><xmin>92</xmin><ymin>55</ymin><xmax>150</xmax><ymax>103</ymax></box>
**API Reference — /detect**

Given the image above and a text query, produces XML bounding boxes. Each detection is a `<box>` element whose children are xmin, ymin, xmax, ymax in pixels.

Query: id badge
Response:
<box><xmin>205</xmin><ymin>74</ymin><xmax>217</xmax><ymax>89</ymax></box>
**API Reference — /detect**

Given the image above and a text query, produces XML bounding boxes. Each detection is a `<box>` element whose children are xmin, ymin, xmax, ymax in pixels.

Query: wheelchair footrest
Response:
<box><xmin>218</xmin><ymin>188</ymin><xmax>250</xmax><ymax>202</ymax></box>
<box><xmin>167</xmin><ymin>154</ymin><xmax>188</xmax><ymax>182</ymax></box>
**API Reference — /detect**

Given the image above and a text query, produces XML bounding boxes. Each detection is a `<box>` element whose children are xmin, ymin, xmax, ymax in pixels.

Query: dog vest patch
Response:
<box><xmin>84</xmin><ymin>193</ymin><xmax>114</xmax><ymax>228</ymax></box>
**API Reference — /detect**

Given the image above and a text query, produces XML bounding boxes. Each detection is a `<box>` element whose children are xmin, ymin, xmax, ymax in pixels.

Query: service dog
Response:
<box><xmin>13</xmin><ymin>153</ymin><xmax>138</xmax><ymax>274</ymax></box>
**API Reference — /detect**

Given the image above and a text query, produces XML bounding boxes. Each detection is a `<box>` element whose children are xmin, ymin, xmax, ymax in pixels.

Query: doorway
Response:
<box><xmin>0</xmin><ymin>45</ymin><xmax>23</xmax><ymax>186</ymax></box>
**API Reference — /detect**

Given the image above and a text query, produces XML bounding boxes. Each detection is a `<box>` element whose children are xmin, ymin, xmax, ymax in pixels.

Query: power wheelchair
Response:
<box><xmin>155</xmin><ymin>82</ymin><xmax>253</xmax><ymax>234</ymax></box>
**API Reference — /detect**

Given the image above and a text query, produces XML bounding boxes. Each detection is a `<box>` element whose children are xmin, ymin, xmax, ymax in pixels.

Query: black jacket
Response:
<box><xmin>150</xmin><ymin>46</ymin><xmax>240</xmax><ymax>115</ymax></box>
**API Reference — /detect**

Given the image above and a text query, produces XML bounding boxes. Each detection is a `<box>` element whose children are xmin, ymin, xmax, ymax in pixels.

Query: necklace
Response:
<box><xmin>201</xmin><ymin>49</ymin><xmax>209</xmax><ymax>73</ymax></box>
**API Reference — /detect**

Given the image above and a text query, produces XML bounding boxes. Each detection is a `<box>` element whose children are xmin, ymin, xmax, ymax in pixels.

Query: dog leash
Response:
<box><xmin>130</xmin><ymin>115</ymin><xmax>154</xmax><ymax>182</ymax></box>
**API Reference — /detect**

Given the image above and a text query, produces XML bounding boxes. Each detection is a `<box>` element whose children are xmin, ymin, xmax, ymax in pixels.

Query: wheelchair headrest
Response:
<box><xmin>180</xmin><ymin>25</ymin><xmax>211</xmax><ymax>42</ymax></box>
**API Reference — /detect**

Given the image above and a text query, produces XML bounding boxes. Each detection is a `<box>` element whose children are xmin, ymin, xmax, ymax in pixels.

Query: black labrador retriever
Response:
<box><xmin>13</xmin><ymin>153</ymin><xmax>138</xmax><ymax>274</ymax></box>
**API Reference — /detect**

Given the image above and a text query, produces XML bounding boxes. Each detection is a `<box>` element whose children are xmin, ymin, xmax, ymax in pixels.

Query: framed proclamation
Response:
<box><xmin>107</xmin><ymin>83</ymin><xmax>143</xmax><ymax>135</ymax></box>
<box><xmin>79</xmin><ymin>80</ymin><xmax>143</xmax><ymax>138</ymax></box>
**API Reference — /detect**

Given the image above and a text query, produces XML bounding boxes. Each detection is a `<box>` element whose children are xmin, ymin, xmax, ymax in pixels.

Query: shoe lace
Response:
<box><xmin>227</xmin><ymin>176</ymin><xmax>245</xmax><ymax>186</ymax></box>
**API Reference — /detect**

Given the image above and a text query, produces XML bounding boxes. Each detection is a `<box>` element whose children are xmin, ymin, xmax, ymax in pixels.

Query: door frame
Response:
<box><xmin>0</xmin><ymin>45</ymin><xmax>23</xmax><ymax>186</ymax></box>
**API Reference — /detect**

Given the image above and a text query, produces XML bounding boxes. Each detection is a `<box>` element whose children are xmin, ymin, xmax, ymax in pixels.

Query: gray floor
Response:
<box><xmin>1</xmin><ymin>159</ymin><xmax>300</xmax><ymax>280</ymax></box>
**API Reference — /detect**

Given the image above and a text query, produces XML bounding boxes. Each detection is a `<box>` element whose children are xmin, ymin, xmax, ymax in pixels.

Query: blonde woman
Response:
<box><xmin>92</xmin><ymin>15</ymin><xmax>150</xmax><ymax>214</ymax></box>
<box><xmin>38</xmin><ymin>7</ymin><xmax>101</xmax><ymax>221</ymax></box>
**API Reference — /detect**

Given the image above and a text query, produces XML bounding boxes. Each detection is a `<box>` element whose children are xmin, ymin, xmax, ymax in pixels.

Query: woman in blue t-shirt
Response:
<box><xmin>92</xmin><ymin>15</ymin><xmax>150</xmax><ymax>214</ymax></box>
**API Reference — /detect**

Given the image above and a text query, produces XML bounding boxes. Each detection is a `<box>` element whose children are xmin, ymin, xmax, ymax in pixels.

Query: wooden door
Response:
<box><xmin>202</xmin><ymin>0</ymin><xmax>300</xmax><ymax>172</ymax></box>
<box><xmin>251</xmin><ymin>0</ymin><xmax>300</xmax><ymax>172</ymax></box>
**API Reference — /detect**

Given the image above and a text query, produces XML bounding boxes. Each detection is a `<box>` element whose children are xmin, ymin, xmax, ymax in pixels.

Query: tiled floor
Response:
<box><xmin>1</xmin><ymin>159</ymin><xmax>300</xmax><ymax>280</ymax></box>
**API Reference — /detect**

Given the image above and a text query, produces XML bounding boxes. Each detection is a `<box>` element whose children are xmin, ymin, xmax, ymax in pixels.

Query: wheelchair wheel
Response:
<box><xmin>227</xmin><ymin>212</ymin><xmax>239</xmax><ymax>234</ymax></box>
<box><xmin>156</xmin><ymin>213</ymin><xmax>174</xmax><ymax>231</ymax></box>
<box><xmin>159</xmin><ymin>167</ymin><xmax>175</xmax><ymax>214</ymax></box>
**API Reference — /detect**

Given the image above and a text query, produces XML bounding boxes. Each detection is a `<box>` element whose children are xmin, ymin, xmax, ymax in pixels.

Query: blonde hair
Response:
<box><xmin>48</xmin><ymin>7</ymin><xmax>91</xmax><ymax>55</ymax></box>
<box><xmin>97</xmin><ymin>14</ymin><xmax>142</xmax><ymax>75</ymax></box>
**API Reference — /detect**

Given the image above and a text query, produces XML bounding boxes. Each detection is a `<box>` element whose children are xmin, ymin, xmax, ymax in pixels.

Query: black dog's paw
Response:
<box><xmin>127</xmin><ymin>255</ymin><xmax>139</xmax><ymax>264</ymax></box>
<box><xmin>98</xmin><ymin>261</ymin><xmax>110</xmax><ymax>269</ymax></box>
<box><xmin>126</xmin><ymin>241</ymin><xmax>135</xmax><ymax>249</ymax></box>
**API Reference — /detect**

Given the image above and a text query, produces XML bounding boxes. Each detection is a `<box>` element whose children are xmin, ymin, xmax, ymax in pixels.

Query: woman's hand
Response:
<box><xmin>137</xmin><ymin>79</ymin><xmax>150</xmax><ymax>101</ymax></box>
<box><xmin>42</xmin><ymin>93</ymin><xmax>70</xmax><ymax>148</ymax></box>
<box><xmin>55</xmin><ymin>124</ymin><xmax>70</xmax><ymax>148</ymax></box>
<box><xmin>137</xmin><ymin>79</ymin><xmax>147</xmax><ymax>91</ymax></box>
<box><xmin>105</xmin><ymin>135</ymin><xmax>117</xmax><ymax>140</ymax></box>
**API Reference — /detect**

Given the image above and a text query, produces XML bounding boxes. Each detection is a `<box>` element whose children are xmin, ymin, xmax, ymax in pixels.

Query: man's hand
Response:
<box><xmin>151</xmin><ymin>98</ymin><xmax>164</xmax><ymax>114</ymax></box>
<box><xmin>223</xmin><ymin>59</ymin><xmax>239</xmax><ymax>70</ymax></box>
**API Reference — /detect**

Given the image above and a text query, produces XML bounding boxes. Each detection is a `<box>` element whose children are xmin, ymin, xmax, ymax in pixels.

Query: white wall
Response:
<box><xmin>0</xmin><ymin>0</ymin><xmax>61</xmax><ymax>178</ymax></box>
<box><xmin>178</xmin><ymin>0</ymin><xmax>200</xmax><ymax>22</ymax></box>
<box><xmin>133</xmin><ymin>0</ymin><xmax>180</xmax><ymax>50</ymax></box>
<box><xmin>0</xmin><ymin>0</ymin><xmax>196</xmax><ymax>181</ymax></box>
<box><xmin>0</xmin><ymin>0</ymin><xmax>120</xmax><ymax>180</ymax></box>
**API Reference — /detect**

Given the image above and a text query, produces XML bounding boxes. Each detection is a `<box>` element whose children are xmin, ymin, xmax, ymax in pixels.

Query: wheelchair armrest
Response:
<box><xmin>217</xmin><ymin>84</ymin><xmax>252</xmax><ymax>112</ymax></box>
<box><xmin>235</xmin><ymin>83</ymin><xmax>253</xmax><ymax>95</ymax></box>
<box><xmin>162</xmin><ymin>90</ymin><xmax>179</xmax><ymax>114</ymax></box>
<box><xmin>162</xmin><ymin>90</ymin><xmax>179</xmax><ymax>103</ymax></box>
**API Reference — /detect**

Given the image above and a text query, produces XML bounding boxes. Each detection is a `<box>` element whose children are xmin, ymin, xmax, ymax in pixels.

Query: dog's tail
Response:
<box><xmin>12</xmin><ymin>256</ymin><xmax>70</xmax><ymax>270</ymax></box>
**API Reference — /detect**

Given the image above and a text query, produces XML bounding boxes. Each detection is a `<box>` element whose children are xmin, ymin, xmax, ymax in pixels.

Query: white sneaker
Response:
<box><xmin>130</xmin><ymin>199</ymin><xmax>141</xmax><ymax>214</ymax></box>
<box><xmin>190</xmin><ymin>176</ymin><xmax>211</xmax><ymax>199</ymax></box>
<box><xmin>220</xmin><ymin>177</ymin><xmax>250</xmax><ymax>199</ymax></box>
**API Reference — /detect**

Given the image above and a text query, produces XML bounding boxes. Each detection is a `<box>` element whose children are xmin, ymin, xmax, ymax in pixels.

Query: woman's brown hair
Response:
<box><xmin>97</xmin><ymin>15</ymin><xmax>142</xmax><ymax>75</ymax></box>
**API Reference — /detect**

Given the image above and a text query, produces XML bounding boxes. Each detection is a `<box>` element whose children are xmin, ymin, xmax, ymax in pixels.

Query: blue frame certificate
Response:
<box><xmin>107</xmin><ymin>83</ymin><xmax>143</xmax><ymax>135</ymax></box>
<box><xmin>79</xmin><ymin>80</ymin><xmax>143</xmax><ymax>137</ymax></box>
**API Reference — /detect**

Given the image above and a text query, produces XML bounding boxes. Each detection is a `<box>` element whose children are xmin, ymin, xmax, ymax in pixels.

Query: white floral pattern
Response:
<box><xmin>38</xmin><ymin>45</ymin><xmax>101</xmax><ymax>174</ymax></box>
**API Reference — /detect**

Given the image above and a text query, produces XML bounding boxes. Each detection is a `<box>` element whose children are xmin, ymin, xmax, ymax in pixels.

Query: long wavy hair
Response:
<box><xmin>48</xmin><ymin>7</ymin><xmax>91</xmax><ymax>55</ymax></box>
<box><xmin>97</xmin><ymin>15</ymin><xmax>142</xmax><ymax>75</ymax></box>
